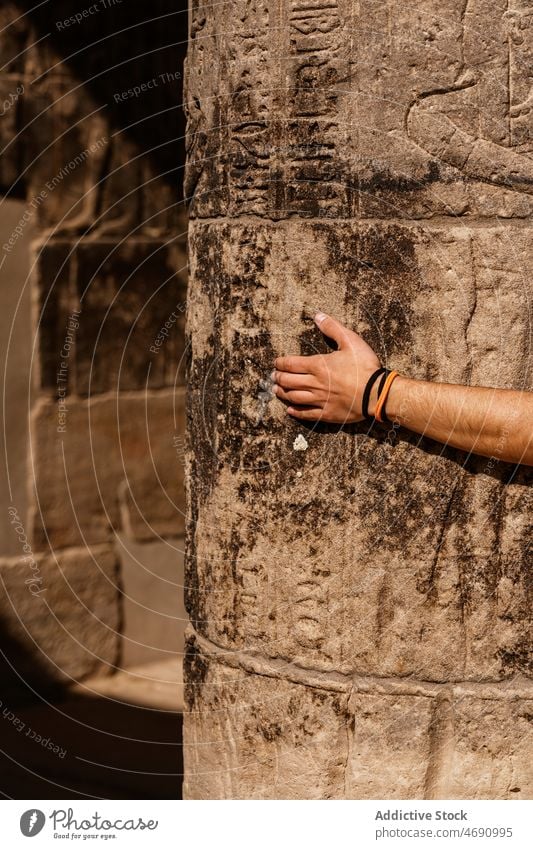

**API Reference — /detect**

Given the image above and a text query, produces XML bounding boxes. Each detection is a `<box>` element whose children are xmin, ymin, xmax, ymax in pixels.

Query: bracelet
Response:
<box><xmin>374</xmin><ymin>370</ymin><xmax>400</xmax><ymax>423</ymax></box>
<box><xmin>375</xmin><ymin>368</ymin><xmax>390</xmax><ymax>411</ymax></box>
<box><xmin>361</xmin><ymin>367</ymin><xmax>387</xmax><ymax>420</ymax></box>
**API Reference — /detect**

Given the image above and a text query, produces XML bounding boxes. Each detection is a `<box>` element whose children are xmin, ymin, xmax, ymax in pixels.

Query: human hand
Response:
<box><xmin>272</xmin><ymin>312</ymin><xmax>381</xmax><ymax>423</ymax></box>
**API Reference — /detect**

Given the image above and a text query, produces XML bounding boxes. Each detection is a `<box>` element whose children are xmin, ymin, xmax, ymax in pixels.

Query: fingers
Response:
<box><xmin>274</xmin><ymin>354</ymin><xmax>324</xmax><ymax>374</ymax></box>
<box><xmin>271</xmin><ymin>370</ymin><xmax>319</xmax><ymax>390</ymax></box>
<box><xmin>286</xmin><ymin>405</ymin><xmax>324</xmax><ymax>421</ymax></box>
<box><xmin>315</xmin><ymin>311</ymin><xmax>380</xmax><ymax>363</ymax></box>
<box><xmin>314</xmin><ymin>311</ymin><xmax>352</xmax><ymax>349</ymax></box>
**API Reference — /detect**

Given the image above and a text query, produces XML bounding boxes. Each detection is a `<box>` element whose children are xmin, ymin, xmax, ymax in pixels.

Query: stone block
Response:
<box><xmin>21</xmin><ymin>80</ymin><xmax>108</xmax><ymax>231</ymax></box>
<box><xmin>183</xmin><ymin>643</ymin><xmax>350</xmax><ymax>799</ymax></box>
<box><xmin>74</xmin><ymin>239</ymin><xmax>187</xmax><ymax>393</ymax></box>
<box><xmin>183</xmin><ymin>635</ymin><xmax>533</xmax><ymax>798</ymax></box>
<box><xmin>32</xmin><ymin>239</ymin><xmax>187</xmax><ymax>395</ymax></box>
<box><xmin>346</xmin><ymin>692</ymin><xmax>433</xmax><ymax>798</ymax></box>
<box><xmin>29</xmin><ymin>388</ymin><xmax>186</xmax><ymax>550</ymax></box>
<box><xmin>32</xmin><ymin>240</ymin><xmax>76</xmax><ymax>395</ymax></box>
<box><xmin>0</xmin><ymin>546</ymin><xmax>120</xmax><ymax>695</ymax></box>
<box><xmin>0</xmin><ymin>77</ymin><xmax>24</xmax><ymax>190</ymax></box>
<box><xmin>117</xmin><ymin>532</ymin><xmax>188</xmax><ymax>667</ymax></box>
<box><xmin>446</xmin><ymin>696</ymin><xmax>533</xmax><ymax>799</ymax></box>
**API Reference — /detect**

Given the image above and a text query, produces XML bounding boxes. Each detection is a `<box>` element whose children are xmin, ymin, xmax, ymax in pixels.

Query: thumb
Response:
<box><xmin>314</xmin><ymin>312</ymin><xmax>351</xmax><ymax>348</ymax></box>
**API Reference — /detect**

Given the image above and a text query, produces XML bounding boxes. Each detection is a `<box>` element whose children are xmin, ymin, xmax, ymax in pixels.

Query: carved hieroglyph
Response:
<box><xmin>183</xmin><ymin>0</ymin><xmax>532</xmax><ymax>799</ymax></box>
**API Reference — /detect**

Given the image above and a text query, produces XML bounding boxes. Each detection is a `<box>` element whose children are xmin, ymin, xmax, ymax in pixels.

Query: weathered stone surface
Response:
<box><xmin>184</xmin><ymin>0</ymin><xmax>533</xmax><ymax>222</ymax></box>
<box><xmin>183</xmin><ymin>635</ymin><xmax>533</xmax><ymax>799</ymax></box>
<box><xmin>74</xmin><ymin>239</ymin><xmax>187</xmax><ymax>394</ymax></box>
<box><xmin>184</xmin><ymin>0</ymin><xmax>533</xmax><ymax>798</ymax></box>
<box><xmin>33</xmin><ymin>241</ymin><xmax>76</xmax><ymax>394</ymax></box>
<box><xmin>29</xmin><ymin>388</ymin><xmax>186</xmax><ymax>550</ymax></box>
<box><xmin>33</xmin><ymin>239</ymin><xmax>187</xmax><ymax>395</ymax></box>
<box><xmin>185</xmin><ymin>219</ymin><xmax>531</xmax><ymax>682</ymax></box>
<box><xmin>0</xmin><ymin>77</ymin><xmax>24</xmax><ymax>189</ymax></box>
<box><xmin>0</xmin><ymin>6</ymin><xmax>30</xmax><ymax>75</ymax></box>
<box><xmin>0</xmin><ymin>546</ymin><xmax>120</xmax><ymax>694</ymax></box>
<box><xmin>183</xmin><ymin>640</ymin><xmax>351</xmax><ymax>799</ymax></box>
<box><xmin>346</xmin><ymin>691</ymin><xmax>434</xmax><ymax>798</ymax></box>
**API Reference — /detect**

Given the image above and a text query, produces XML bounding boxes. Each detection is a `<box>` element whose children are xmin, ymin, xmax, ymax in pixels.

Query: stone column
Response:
<box><xmin>183</xmin><ymin>0</ymin><xmax>532</xmax><ymax>799</ymax></box>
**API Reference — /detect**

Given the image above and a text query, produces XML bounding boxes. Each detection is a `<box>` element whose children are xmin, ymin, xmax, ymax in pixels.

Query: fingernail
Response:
<box><xmin>315</xmin><ymin>311</ymin><xmax>327</xmax><ymax>323</ymax></box>
<box><xmin>270</xmin><ymin>369</ymin><xmax>276</xmax><ymax>380</ymax></box>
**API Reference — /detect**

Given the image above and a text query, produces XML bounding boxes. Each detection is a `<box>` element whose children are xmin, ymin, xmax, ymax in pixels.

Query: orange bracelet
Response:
<box><xmin>374</xmin><ymin>370</ymin><xmax>400</xmax><ymax>423</ymax></box>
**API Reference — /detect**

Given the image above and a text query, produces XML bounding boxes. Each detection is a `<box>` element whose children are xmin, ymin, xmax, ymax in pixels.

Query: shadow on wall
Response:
<box><xmin>3</xmin><ymin>0</ymin><xmax>188</xmax><ymax>204</ymax></box>
<box><xmin>0</xmin><ymin>616</ymin><xmax>183</xmax><ymax>800</ymax></box>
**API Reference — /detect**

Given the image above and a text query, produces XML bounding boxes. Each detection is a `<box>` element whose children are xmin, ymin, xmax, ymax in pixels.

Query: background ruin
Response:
<box><xmin>0</xmin><ymin>1</ymin><xmax>188</xmax><ymax>797</ymax></box>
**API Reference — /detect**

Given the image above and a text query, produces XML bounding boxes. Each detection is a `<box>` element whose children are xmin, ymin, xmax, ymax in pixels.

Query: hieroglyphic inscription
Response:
<box><xmin>283</xmin><ymin>0</ymin><xmax>354</xmax><ymax>215</ymax></box>
<box><xmin>507</xmin><ymin>4</ymin><xmax>533</xmax><ymax>149</ymax></box>
<box><xmin>226</xmin><ymin>0</ymin><xmax>272</xmax><ymax>214</ymax></box>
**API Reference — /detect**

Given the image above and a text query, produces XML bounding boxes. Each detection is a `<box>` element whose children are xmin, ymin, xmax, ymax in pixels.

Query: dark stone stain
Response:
<box><xmin>258</xmin><ymin>721</ymin><xmax>283</xmax><ymax>743</ymax></box>
<box><xmin>299</xmin><ymin>306</ymin><xmax>338</xmax><ymax>356</ymax></box>
<box><xmin>329</xmin><ymin>222</ymin><xmax>421</xmax><ymax>362</ymax></box>
<box><xmin>497</xmin><ymin>638</ymin><xmax>532</xmax><ymax>677</ymax></box>
<box><xmin>183</xmin><ymin>635</ymin><xmax>209</xmax><ymax>712</ymax></box>
<box><xmin>359</xmin><ymin>159</ymin><xmax>441</xmax><ymax>195</ymax></box>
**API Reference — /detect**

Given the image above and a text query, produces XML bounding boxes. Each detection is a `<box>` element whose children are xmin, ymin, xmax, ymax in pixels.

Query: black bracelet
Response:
<box><xmin>376</xmin><ymin>369</ymin><xmax>389</xmax><ymax>411</ymax></box>
<box><xmin>361</xmin><ymin>367</ymin><xmax>387</xmax><ymax>420</ymax></box>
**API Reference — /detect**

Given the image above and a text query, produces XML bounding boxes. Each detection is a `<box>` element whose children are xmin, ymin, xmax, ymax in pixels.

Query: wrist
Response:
<box><xmin>380</xmin><ymin>374</ymin><xmax>412</xmax><ymax>424</ymax></box>
<box><xmin>366</xmin><ymin>374</ymin><xmax>383</xmax><ymax>418</ymax></box>
<box><xmin>366</xmin><ymin>372</ymin><xmax>411</xmax><ymax>423</ymax></box>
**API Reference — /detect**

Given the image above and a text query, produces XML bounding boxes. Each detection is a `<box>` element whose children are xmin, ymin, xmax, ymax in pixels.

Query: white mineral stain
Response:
<box><xmin>293</xmin><ymin>433</ymin><xmax>308</xmax><ymax>452</ymax></box>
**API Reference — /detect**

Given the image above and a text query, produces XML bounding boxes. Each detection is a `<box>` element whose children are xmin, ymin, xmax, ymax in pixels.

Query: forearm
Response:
<box><xmin>373</xmin><ymin>376</ymin><xmax>533</xmax><ymax>465</ymax></box>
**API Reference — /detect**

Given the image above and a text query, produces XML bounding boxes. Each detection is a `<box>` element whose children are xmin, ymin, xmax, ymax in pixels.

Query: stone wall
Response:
<box><xmin>183</xmin><ymin>0</ymin><xmax>532</xmax><ymax>798</ymax></box>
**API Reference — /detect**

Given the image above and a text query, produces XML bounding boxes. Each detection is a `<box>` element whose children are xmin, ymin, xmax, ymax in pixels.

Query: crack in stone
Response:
<box><xmin>423</xmin><ymin>689</ymin><xmax>455</xmax><ymax>800</ymax></box>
